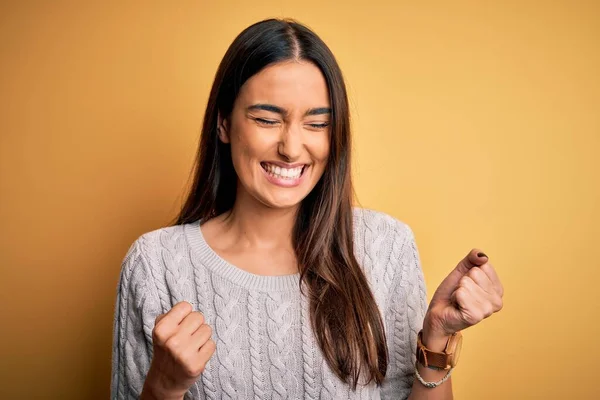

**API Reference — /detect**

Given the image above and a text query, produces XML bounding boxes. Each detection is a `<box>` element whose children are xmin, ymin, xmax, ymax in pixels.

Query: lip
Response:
<box><xmin>261</xmin><ymin>161</ymin><xmax>306</xmax><ymax>168</ymax></box>
<box><xmin>260</xmin><ymin>162</ymin><xmax>309</xmax><ymax>188</ymax></box>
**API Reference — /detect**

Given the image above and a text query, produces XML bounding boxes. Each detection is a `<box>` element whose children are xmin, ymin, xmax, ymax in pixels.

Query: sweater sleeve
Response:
<box><xmin>380</xmin><ymin>224</ymin><xmax>428</xmax><ymax>400</ymax></box>
<box><xmin>111</xmin><ymin>240</ymin><xmax>157</xmax><ymax>400</ymax></box>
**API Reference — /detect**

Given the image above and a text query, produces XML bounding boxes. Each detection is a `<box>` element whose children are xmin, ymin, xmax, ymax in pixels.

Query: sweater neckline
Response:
<box><xmin>184</xmin><ymin>220</ymin><xmax>301</xmax><ymax>292</ymax></box>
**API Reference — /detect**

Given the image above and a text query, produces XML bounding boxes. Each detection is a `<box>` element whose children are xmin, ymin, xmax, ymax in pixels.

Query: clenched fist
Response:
<box><xmin>141</xmin><ymin>301</ymin><xmax>216</xmax><ymax>400</ymax></box>
<box><xmin>423</xmin><ymin>249</ymin><xmax>504</xmax><ymax>346</ymax></box>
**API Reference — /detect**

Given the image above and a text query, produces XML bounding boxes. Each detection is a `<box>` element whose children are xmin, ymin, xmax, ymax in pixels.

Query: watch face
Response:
<box><xmin>451</xmin><ymin>335</ymin><xmax>463</xmax><ymax>367</ymax></box>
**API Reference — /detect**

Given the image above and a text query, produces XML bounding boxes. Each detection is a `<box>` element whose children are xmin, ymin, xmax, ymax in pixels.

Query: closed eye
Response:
<box><xmin>255</xmin><ymin>118</ymin><xmax>279</xmax><ymax>126</ymax></box>
<box><xmin>307</xmin><ymin>123</ymin><xmax>329</xmax><ymax>129</ymax></box>
<box><xmin>253</xmin><ymin>117</ymin><xmax>328</xmax><ymax>129</ymax></box>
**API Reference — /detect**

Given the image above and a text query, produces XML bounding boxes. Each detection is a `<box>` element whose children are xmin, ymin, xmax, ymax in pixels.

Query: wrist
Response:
<box><xmin>141</xmin><ymin>385</ymin><xmax>184</xmax><ymax>400</ymax></box>
<box><xmin>142</xmin><ymin>370</ymin><xmax>185</xmax><ymax>400</ymax></box>
<box><xmin>421</xmin><ymin>319</ymin><xmax>453</xmax><ymax>352</ymax></box>
<box><xmin>421</xmin><ymin>331</ymin><xmax>451</xmax><ymax>352</ymax></box>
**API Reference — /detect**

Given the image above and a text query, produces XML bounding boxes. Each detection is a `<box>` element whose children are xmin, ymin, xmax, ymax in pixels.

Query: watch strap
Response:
<box><xmin>416</xmin><ymin>330</ymin><xmax>457</xmax><ymax>370</ymax></box>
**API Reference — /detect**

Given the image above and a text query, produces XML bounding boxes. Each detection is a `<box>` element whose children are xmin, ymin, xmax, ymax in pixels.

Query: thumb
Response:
<box><xmin>454</xmin><ymin>248</ymin><xmax>489</xmax><ymax>275</ymax></box>
<box><xmin>435</xmin><ymin>249</ymin><xmax>489</xmax><ymax>297</ymax></box>
<box><xmin>465</xmin><ymin>249</ymin><xmax>489</xmax><ymax>268</ymax></box>
<box><xmin>154</xmin><ymin>313</ymin><xmax>167</xmax><ymax>326</ymax></box>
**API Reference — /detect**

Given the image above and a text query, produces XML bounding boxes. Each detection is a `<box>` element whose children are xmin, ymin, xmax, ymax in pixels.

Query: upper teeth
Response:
<box><xmin>264</xmin><ymin>163</ymin><xmax>304</xmax><ymax>179</ymax></box>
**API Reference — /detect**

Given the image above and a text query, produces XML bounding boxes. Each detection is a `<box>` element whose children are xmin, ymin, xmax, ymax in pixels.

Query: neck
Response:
<box><xmin>221</xmin><ymin>189</ymin><xmax>298</xmax><ymax>250</ymax></box>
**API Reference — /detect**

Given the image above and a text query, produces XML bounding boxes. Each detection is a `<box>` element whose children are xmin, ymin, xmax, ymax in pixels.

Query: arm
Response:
<box><xmin>111</xmin><ymin>240</ymin><xmax>217</xmax><ymax>400</ymax></box>
<box><xmin>409</xmin><ymin>248</ymin><xmax>504</xmax><ymax>399</ymax></box>
<box><xmin>407</xmin><ymin>331</ymin><xmax>454</xmax><ymax>400</ymax></box>
<box><xmin>111</xmin><ymin>241</ymin><xmax>156</xmax><ymax>399</ymax></box>
<box><xmin>381</xmin><ymin>225</ymin><xmax>453</xmax><ymax>400</ymax></box>
<box><xmin>381</xmin><ymin>220</ymin><xmax>504</xmax><ymax>399</ymax></box>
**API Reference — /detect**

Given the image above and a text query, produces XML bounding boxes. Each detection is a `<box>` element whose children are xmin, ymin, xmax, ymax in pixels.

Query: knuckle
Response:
<box><xmin>153</xmin><ymin>326</ymin><xmax>168</xmax><ymax>345</ymax></box>
<box><xmin>182</xmin><ymin>355</ymin><xmax>205</xmax><ymax>377</ymax></box>
<box><xmin>184</xmin><ymin>360</ymin><xmax>203</xmax><ymax>377</ymax></box>
<box><xmin>197</xmin><ymin>324</ymin><xmax>212</xmax><ymax>338</ymax></box>
<box><xmin>484</xmin><ymin>306</ymin><xmax>494</xmax><ymax>318</ymax></box>
<box><xmin>473</xmin><ymin>310</ymin><xmax>485</xmax><ymax>322</ymax></box>
<box><xmin>483</xmin><ymin>263</ymin><xmax>496</xmax><ymax>276</ymax></box>
<box><xmin>193</xmin><ymin>311</ymin><xmax>205</xmax><ymax>325</ymax></box>
<box><xmin>494</xmin><ymin>296</ymin><xmax>504</xmax><ymax>311</ymax></box>
<box><xmin>164</xmin><ymin>336</ymin><xmax>182</xmax><ymax>352</ymax></box>
<box><xmin>467</xmin><ymin>268</ymin><xmax>482</xmax><ymax>280</ymax></box>
<box><xmin>203</xmin><ymin>339</ymin><xmax>217</xmax><ymax>355</ymax></box>
<box><xmin>480</xmin><ymin>263</ymin><xmax>492</xmax><ymax>273</ymax></box>
<box><xmin>176</xmin><ymin>301</ymin><xmax>193</xmax><ymax>313</ymax></box>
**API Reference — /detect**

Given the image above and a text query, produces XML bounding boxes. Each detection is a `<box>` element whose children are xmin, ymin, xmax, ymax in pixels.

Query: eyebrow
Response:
<box><xmin>247</xmin><ymin>103</ymin><xmax>331</xmax><ymax>117</ymax></box>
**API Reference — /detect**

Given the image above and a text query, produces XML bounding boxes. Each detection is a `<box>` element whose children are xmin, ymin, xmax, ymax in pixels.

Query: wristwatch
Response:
<box><xmin>416</xmin><ymin>329</ymin><xmax>463</xmax><ymax>370</ymax></box>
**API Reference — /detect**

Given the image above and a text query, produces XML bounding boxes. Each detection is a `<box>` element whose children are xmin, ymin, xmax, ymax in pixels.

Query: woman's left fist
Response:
<box><xmin>424</xmin><ymin>249</ymin><xmax>504</xmax><ymax>337</ymax></box>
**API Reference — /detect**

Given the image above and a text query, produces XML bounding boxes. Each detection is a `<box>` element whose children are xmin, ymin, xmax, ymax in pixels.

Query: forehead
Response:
<box><xmin>237</xmin><ymin>61</ymin><xmax>330</xmax><ymax>110</ymax></box>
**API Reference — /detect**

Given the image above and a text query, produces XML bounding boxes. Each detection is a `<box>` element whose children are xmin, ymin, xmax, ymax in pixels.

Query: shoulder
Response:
<box><xmin>117</xmin><ymin>223</ymin><xmax>198</xmax><ymax>311</ymax></box>
<box><xmin>132</xmin><ymin>223</ymin><xmax>189</xmax><ymax>256</ymax></box>
<box><xmin>120</xmin><ymin>223</ymin><xmax>190</xmax><ymax>277</ymax></box>
<box><xmin>352</xmin><ymin>207</ymin><xmax>416</xmax><ymax>247</ymax></box>
<box><xmin>351</xmin><ymin>207</ymin><xmax>420</xmax><ymax>300</ymax></box>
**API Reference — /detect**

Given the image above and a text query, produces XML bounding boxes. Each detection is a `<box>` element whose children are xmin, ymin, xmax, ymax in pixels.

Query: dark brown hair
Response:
<box><xmin>174</xmin><ymin>18</ymin><xmax>388</xmax><ymax>388</ymax></box>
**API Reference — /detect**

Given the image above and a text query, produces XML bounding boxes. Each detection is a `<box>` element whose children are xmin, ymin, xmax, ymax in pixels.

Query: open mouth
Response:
<box><xmin>260</xmin><ymin>162</ymin><xmax>307</xmax><ymax>180</ymax></box>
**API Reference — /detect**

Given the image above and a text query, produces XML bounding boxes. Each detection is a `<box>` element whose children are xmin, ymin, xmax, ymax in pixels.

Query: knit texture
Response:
<box><xmin>111</xmin><ymin>208</ymin><xmax>428</xmax><ymax>399</ymax></box>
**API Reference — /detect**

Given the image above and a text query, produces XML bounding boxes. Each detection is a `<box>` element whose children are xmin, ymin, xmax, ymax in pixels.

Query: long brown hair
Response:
<box><xmin>174</xmin><ymin>18</ymin><xmax>388</xmax><ymax>388</ymax></box>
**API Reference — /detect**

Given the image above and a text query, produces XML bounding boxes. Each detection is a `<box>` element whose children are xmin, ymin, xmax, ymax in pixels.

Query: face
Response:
<box><xmin>218</xmin><ymin>60</ymin><xmax>331</xmax><ymax>210</ymax></box>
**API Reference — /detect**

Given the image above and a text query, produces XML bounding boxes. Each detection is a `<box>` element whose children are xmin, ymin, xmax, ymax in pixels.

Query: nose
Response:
<box><xmin>277</xmin><ymin>123</ymin><xmax>303</xmax><ymax>161</ymax></box>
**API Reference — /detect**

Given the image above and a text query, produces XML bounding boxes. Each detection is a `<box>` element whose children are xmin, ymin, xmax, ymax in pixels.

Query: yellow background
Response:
<box><xmin>1</xmin><ymin>1</ymin><xmax>598</xmax><ymax>399</ymax></box>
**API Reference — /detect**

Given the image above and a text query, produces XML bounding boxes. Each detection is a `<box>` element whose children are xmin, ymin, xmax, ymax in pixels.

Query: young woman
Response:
<box><xmin>111</xmin><ymin>18</ymin><xmax>504</xmax><ymax>400</ymax></box>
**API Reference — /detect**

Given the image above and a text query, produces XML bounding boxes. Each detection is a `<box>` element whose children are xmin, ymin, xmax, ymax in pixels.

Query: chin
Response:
<box><xmin>249</xmin><ymin>184</ymin><xmax>311</xmax><ymax>209</ymax></box>
<box><xmin>259</xmin><ymin>193</ymin><xmax>306</xmax><ymax>210</ymax></box>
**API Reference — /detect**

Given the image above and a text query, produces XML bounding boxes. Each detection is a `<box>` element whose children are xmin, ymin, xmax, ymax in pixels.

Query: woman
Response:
<box><xmin>111</xmin><ymin>18</ymin><xmax>503</xmax><ymax>400</ymax></box>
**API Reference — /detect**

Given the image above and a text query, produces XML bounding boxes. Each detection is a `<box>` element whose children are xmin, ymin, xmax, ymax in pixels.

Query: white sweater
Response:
<box><xmin>111</xmin><ymin>208</ymin><xmax>428</xmax><ymax>399</ymax></box>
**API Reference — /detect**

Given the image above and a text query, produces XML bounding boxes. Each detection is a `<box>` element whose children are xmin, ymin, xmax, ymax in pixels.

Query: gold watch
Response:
<box><xmin>416</xmin><ymin>329</ymin><xmax>463</xmax><ymax>370</ymax></box>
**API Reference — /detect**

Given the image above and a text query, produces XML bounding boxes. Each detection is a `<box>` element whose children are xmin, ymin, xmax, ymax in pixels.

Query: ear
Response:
<box><xmin>217</xmin><ymin>113</ymin><xmax>230</xmax><ymax>144</ymax></box>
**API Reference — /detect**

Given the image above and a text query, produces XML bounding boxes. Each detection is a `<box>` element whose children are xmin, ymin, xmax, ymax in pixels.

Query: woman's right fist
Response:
<box><xmin>142</xmin><ymin>301</ymin><xmax>216</xmax><ymax>400</ymax></box>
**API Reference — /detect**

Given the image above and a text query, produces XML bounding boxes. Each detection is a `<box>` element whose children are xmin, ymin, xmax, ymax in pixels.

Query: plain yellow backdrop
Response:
<box><xmin>1</xmin><ymin>1</ymin><xmax>598</xmax><ymax>399</ymax></box>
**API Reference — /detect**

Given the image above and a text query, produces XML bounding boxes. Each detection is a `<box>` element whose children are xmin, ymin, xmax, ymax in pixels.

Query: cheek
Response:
<box><xmin>311</xmin><ymin>134</ymin><xmax>331</xmax><ymax>166</ymax></box>
<box><xmin>229</xmin><ymin>136</ymin><xmax>249</xmax><ymax>169</ymax></box>
<box><xmin>230</xmin><ymin>123</ymin><xmax>261</xmax><ymax>164</ymax></box>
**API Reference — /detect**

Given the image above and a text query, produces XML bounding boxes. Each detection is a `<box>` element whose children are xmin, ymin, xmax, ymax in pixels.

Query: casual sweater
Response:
<box><xmin>111</xmin><ymin>208</ymin><xmax>428</xmax><ymax>400</ymax></box>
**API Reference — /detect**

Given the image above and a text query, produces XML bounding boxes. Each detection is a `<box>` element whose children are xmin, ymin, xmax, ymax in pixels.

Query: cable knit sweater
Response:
<box><xmin>111</xmin><ymin>208</ymin><xmax>428</xmax><ymax>399</ymax></box>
